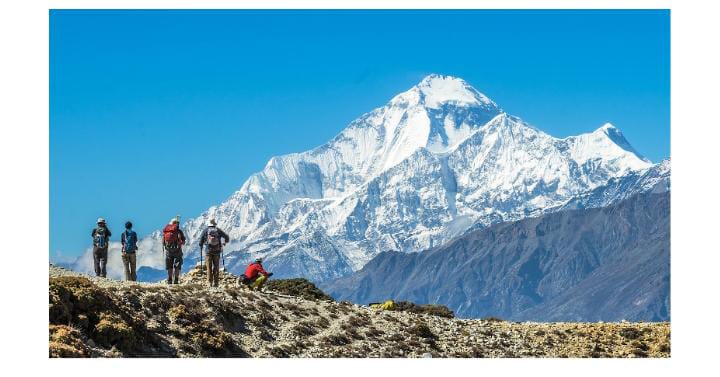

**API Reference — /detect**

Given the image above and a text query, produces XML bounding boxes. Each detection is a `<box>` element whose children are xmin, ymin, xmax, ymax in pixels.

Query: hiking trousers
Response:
<box><xmin>250</xmin><ymin>274</ymin><xmax>268</xmax><ymax>290</ymax></box>
<box><xmin>206</xmin><ymin>253</ymin><xmax>221</xmax><ymax>287</ymax></box>
<box><xmin>93</xmin><ymin>247</ymin><xmax>108</xmax><ymax>277</ymax></box>
<box><xmin>122</xmin><ymin>252</ymin><xmax>137</xmax><ymax>281</ymax></box>
<box><xmin>165</xmin><ymin>249</ymin><xmax>183</xmax><ymax>284</ymax></box>
<box><xmin>165</xmin><ymin>250</ymin><xmax>183</xmax><ymax>271</ymax></box>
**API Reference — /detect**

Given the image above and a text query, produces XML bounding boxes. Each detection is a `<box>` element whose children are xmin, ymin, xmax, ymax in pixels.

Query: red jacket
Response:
<box><xmin>245</xmin><ymin>262</ymin><xmax>268</xmax><ymax>280</ymax></box>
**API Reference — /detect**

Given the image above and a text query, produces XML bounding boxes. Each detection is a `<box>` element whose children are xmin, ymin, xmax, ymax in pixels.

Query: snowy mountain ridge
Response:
<box><xmin>71</xmin><ymin>74</ymin><xmax>665</xmax><ymax>282</ymax></box>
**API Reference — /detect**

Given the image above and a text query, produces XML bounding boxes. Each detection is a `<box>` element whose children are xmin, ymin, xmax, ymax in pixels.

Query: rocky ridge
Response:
<box><xmin>49</xmin><ymin>265</ymin><xmax>669</xmax><ymax>358</ymax></box>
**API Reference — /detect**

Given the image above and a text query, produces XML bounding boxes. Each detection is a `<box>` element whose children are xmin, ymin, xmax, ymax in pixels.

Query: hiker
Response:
<box><xmin>120</xmin><ymin>221</ymin><xmax>138</xmax><ymax>281</ymax></box>
<box><xmin>91</xmin><ymin>218</ymin><xmax>112</xmax><ymax>278</ymax></box>
<box><xmin>199</xmin><ymin>218</ymin><xmax>230</xmax><ymax>287</ymax></box>
<box><xmin>162</xmin><ymin>216</ymin><xmax>186</xmax><ymax>284</ymax></box>
<box><xmin>240</xmin><ymin>258</ymin><xmax>273</xmax><ymax>291</ymax></box>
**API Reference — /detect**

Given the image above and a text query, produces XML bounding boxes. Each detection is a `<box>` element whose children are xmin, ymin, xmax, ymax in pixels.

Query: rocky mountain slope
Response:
<box><xmin>71</xmin><ymin>74</ymin><xmax>663</xmax><ymax>283</ymax></box>
<box><xmin>558</xmin><ymin>158</ymin><xmax>669</xmax><ymax>211</ymax></box>
<box><xmin>49</xmin><ymin>265</ymin><xmax>669</xmax><ymax>358</ymax></box>
<box><xmin>325</xmin><ymin>191</ymin><xmax>669</xmax><ymax>321</ymax></box>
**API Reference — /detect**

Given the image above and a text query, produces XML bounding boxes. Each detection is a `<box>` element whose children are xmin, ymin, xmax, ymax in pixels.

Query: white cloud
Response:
<box><xmin>72</xmin><ymin>237</ymin><xmax>168</xmax><ymax>280</ymax></box>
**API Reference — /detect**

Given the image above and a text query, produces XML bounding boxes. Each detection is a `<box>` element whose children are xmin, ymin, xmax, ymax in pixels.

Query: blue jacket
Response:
<box><xmin>121</xmin><ymin>229</ymin><xmax>138</xmax><ymax>252</ymax></box>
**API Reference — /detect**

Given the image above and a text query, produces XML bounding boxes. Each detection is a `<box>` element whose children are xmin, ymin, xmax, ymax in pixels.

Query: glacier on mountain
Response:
<box><xmin>70</xmin><ymin>74</ymin><xmax>667</xmax><ymax>283</ymax></box>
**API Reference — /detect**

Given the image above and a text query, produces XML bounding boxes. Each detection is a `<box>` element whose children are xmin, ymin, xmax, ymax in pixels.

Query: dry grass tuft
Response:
<box><xmin>94</xmin><ymin>312</ymin><xmax>135</xmax><ymax>351</ymax></box>
<box><xmin>49</xmin><ymin>325</ymin><xmax>89</xmax><ymax>357</ymax></box>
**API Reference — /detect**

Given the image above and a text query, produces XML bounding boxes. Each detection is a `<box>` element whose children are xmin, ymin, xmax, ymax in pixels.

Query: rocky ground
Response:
<box><xmin>49</xmin><ymin>265</ymin><xmax>670</xmax><ymax>358</ymax></box>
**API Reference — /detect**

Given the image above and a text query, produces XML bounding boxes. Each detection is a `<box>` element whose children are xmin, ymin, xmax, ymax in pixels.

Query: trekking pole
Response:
<box><xmin>221</xmin><ymin>244</ymin><xmax>226</xmax><ymax>272</ymax></box>
<box><xmin>199</xmin><ymin>245</ymin><xmax>204</xmax><ymax>274</ymax></box>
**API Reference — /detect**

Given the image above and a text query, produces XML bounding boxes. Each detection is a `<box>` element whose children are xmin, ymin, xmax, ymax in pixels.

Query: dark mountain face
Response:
<box><xmin>136</xmin><ymin>266</ymin><xmax>167</xmax><ymax>282</ymax></box>
<box><xmin>323</xmin><ymin>192</ymin><xmax>669</xmax><ymax>322</ymax></box>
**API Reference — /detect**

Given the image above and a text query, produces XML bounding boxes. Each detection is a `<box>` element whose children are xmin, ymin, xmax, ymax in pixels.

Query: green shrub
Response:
<box><xmin>365</xmin><ymin>326</ymin><xmax>384</xmax><ymax>338</ymax></box>
<box><xmin>267</xmin><ymin>345</ymin><xmax>290</xmax><ymax>358</ymax></box>
<box><xmin>409</xmin><ymin>322</ymin><xmax>436</xmax><ymax>339</ymax></box>
<box><xmin>481</xmin><ymin>316</ymin><xmax>504</xmax><ymax>322</ymax></box>
<box><xmin>392</xmin><ymin>301</ymin><xmax>454</xmax><ymax>318</ymax></box>
<box><xmin>265</xmin><ymin>279</ymin><xmax>334</xmax><ymax>301</ymax></box>
<box><xmin>340</xmin><ymin>322</ymin><xmax>364</xmax><ymax>340</ymax></box>
<box><xmin>293</xmin><ymin>321</ymin><xmax>318</xmax><ymax>337</ymax></box>
<box><xmin>322</xmin><ymin>334</ymin><xmax>351</xmax><ymax>346</ymax></box>
<box><xmin>620</xmin><ymin>327</ymin><xmax>642</xmax><ymax>340</ymax></box>
<box><xmin>346</xmin><ymin>314</ymin><xmax>370</xmax><ymax>327</ymax></box>
<box><xmin>314</xmin><ymin>316</ymin><xmax>331</xmax><ymax>329</ymax></box>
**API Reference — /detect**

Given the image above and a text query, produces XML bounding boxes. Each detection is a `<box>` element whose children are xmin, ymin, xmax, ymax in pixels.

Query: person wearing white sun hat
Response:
<box><xmin>90</xmin><ymin>218</ymin><xmax>112</xmax><ymax>278</ymax></box>
<box><xmin>199</xmin><ymin>218</ymin><xmax>230</xmax><ymax>287</ymax></box>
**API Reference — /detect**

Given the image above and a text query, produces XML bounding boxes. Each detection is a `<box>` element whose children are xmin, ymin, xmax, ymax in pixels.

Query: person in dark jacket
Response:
<box><xmin>163</xmin><ymin>216</ymin><xmax>186</xmax><ymax>284</ymax></box>
<box><xmin>120</xmin><ymin>221</ymin><xmax>138</xmax><ymax>281</ymax></box>
<box><xmin>91</xmin><ymin>218</ymin><xmax>112</xmax><ymax>277</ymax></box>
<box><xmin>240</xmin><ymin>258</ymin><xmax>273</xmax><ymax>291</ymax></box>
<box><xmin>199</xmin><ymin>218</ymin><xmax>230</xmax><ymax>287</ymax></box>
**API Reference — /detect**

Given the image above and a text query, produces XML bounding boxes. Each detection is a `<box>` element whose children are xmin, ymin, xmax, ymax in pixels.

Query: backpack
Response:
<box><xmin>163</xmin><ymin>223</ymin><xmax>182</xmax><ymax>250</ymax></box>
<box><xmin>94</xmin><ymin>227</ymin><xmax>107</xmax><ymax>248</ymax></box>
<box><xmin>206</xmin><ymin>226</ymin><xmax>221</xmax><ymax>252</ymax></box>
<box><xmin>124</xmin><ymin>230</ymin><xmax>138</xmax><ymax>252</ymax></box>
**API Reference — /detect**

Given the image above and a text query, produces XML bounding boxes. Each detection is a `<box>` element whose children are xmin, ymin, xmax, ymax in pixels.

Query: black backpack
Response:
<box><xmin>206</xmin><ymin>226</ymin><xmax>222</xmax><ymax>252</ymax></box>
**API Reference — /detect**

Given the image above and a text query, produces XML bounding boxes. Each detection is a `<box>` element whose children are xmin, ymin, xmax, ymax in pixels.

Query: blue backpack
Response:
<box><xmin>124</xmin><ymin>230</ymin><xmax>138</xmax><ymax>252</ymax></box>
<box><xmin>94</xmin><ymin>227</ymin><xmax>108</xmax><ymax>248</ymax></box>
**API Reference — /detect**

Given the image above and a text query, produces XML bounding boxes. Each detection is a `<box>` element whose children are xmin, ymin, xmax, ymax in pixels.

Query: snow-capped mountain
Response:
<box><xmin>559</xmin><ymin>158</ymin><xmax>669</xmax><ymax>210</ymax></box>
<box><xmin>72</xmin><ymin>74</ymin><xmax>664</xmax><ymax>282</ymax></box>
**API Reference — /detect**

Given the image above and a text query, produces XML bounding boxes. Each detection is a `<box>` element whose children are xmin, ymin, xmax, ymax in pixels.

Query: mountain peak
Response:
<box><xmin>591</xmin><ymin>123</ymin><xmax>637</xmax><ymax>152</ymax></box>
<box><xmin>411</xmin><ymin>74</ymin><xmax>499</xmax><ymax>110</ymax></box>
<box><xmin>566</xmin><ymin>123</ymin><xmax>651</xmax><ymax>169</ymax></box>
<box><xmin>418</xmin><ymin>73</ymin><xmax>466</xmax><ymax>86</ymax></box>
<box><xmin>596</xmin><ymin>122</ymin><xmax>617</xmax><ymax>132</ymax></box>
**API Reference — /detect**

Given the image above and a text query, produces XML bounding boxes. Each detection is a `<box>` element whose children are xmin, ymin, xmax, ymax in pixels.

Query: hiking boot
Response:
<box><xmin>167</xmin><ymin>279</ymin><xmax>172</xmax><ymax>285</ymax></box>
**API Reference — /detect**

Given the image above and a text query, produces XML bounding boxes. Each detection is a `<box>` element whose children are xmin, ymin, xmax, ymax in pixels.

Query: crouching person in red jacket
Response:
<box><xmin>239</xmin><ymin>258</ymin><xmax>273</xmax><ymax>291</ymax></box>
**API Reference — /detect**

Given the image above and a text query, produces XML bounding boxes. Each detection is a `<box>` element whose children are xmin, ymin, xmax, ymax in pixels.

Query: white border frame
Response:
<box><xmin>1</xmin><ymin>1</ymin><xmax>718</xmax><ymax>375</ymax></box>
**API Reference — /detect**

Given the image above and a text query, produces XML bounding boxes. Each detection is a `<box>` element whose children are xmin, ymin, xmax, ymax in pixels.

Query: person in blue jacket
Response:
<box><xmin>121</xmin><ymin>221</ymin><xmax>139</xmax><ymax>281</ymax></box>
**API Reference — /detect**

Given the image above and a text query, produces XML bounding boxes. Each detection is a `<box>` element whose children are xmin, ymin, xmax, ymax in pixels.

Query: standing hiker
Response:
<box><xmin>91</xmin><ymin>218</ymin><xmax>112</xmax><ymax>278</ymax></box>
<box><xmin>199</xmin><ymin>218</ymin><xmax>230</xmax><ymax>287</ymax></box>
<box><xmin>162</xmin><ymin>216</ymin><xmax>186</xmax><ymax>285</ymax></box>
<box><xmin>120</xmin><ymin>221</ymin><xmax>138</xmax><ymax>281</ymax></box>
<box><xmin>240</xmin><ymin>258</ymin><xmax>273</xmax><ymax>291</ymax></box>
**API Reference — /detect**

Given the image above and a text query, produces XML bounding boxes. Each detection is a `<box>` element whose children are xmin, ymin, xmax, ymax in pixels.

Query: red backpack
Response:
<box><xmin>163</xmin><ymin>223</ymin><xmax>182</xmax><ymax>248</ymax></box>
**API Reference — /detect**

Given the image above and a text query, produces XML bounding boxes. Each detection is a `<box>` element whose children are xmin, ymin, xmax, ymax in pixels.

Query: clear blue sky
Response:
<box><xmin>50</xmin><ymin>9</ymin><xmax>670</xmax><ymax>259</ymax></box>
